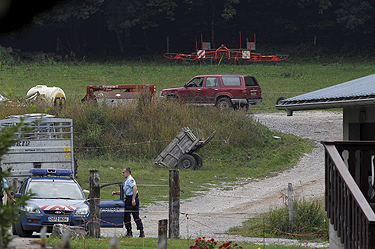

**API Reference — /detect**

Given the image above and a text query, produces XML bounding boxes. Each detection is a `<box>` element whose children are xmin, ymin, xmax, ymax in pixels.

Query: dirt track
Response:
<box><xmin>9</xmin><ymin>111</ymin><xmax>342</xmax><ymax>248</ymax></box>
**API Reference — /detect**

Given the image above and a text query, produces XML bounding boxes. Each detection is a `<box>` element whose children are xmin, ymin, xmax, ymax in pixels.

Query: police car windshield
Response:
<box><xmin>28</xmin><ymin>181</ymin><xmax>85</xmax><ymax>200</ymax></box>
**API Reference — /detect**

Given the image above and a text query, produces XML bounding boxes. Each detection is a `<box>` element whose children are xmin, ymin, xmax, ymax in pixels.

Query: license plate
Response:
<box><xmin>48</xmin><ymin>216</ymin><xmax>69</xmax><ymax>222</ymax></box>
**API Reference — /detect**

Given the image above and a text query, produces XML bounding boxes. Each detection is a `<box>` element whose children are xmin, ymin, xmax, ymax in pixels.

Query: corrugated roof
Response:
<box><xmin>287</xmin><ymin>74</ymin><xmax>375</xmax><ymax>100</ymax></box>
<box><xmin>275</xmin><ymin>74</ymin><xmax>375</xmax><ymax>115</ymax></box>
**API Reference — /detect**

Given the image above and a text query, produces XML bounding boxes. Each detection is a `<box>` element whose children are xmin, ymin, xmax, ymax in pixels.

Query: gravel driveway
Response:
<box><xmin>9</xmin><ymin>111</ymin><xmax>342</xmax><ymax>248</ymax></box>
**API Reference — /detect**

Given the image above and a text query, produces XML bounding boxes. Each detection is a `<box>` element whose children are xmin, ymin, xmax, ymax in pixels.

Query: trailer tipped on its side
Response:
<box><xmin>155</xmin><ymin>127</ymin><xmax>216</xmax><ymax>170</ymax></box>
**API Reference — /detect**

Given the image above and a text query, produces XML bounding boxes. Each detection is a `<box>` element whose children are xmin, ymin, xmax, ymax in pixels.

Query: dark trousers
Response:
<box><xmin>124</xmin><ymin>195</ymin><xmax>143</xmax><ymax>231</ymax></box>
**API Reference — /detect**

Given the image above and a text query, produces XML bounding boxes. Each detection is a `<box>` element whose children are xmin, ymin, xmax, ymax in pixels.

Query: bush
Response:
<box><xmin>0</xmin><ymin>118</ymin><xmax>31</xmax><ymax>248</ymax></box>
<box><xmin>52</xmin><ymin>99</ymin><xmax>275</xmax><ymax>160</ymax></box>
<box><xmin>268</xmin><ymin>199</ymin><xmax>328</xmax><ymax>240</ymax></box>
<box><xmin>0</xmin><ymin>46</ymin><xmax>15</xmax><ymax>67</ymax></box>
<box><xmin>229</xmin><ymin>198</ymin><xmax>328</xmax><ymax>242</ymax></box>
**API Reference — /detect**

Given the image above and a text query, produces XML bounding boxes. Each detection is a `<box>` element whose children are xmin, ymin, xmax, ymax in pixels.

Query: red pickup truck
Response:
<box><xmin>160</xmin><ymin>74</ymin><xmax>262</xmax><ymax>110</ymax></box>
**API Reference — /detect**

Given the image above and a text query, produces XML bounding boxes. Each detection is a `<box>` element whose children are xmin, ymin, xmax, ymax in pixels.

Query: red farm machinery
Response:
<box><xmin>164</xmin><ymin>32</ymin><xmax>289</xmax><ymax>65</ymax></box>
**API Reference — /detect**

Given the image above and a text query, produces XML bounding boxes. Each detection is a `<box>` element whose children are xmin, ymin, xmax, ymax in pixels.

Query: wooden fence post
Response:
<box><xmin>169</xmin><ymin>169</ymin><xmax>180</xmax><ymax>238</ymax></box>
<box><xmin>158</xmin><ymin>219</ymin><xmax>168</xmax><ymax>249</ymax></box>
<box><xmin>288</xmin><ymin>183</ymin><xmax>293</xmax><ymax>223</ymax></box>
<box><xmin>89</xmin><ymin>169</ymin><xmax>100</xmax><ymax>238</ymax></box>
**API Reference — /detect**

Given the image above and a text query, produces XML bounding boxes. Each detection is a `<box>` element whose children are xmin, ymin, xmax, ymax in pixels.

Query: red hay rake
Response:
<box><xmin>164</xmin><ymin>33</ymin><xmax>289</xmax><ymax>65</ymax></box>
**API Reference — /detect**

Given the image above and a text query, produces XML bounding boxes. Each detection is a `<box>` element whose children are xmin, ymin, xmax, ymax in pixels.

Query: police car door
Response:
<box><xmin>100</xmin><ymin>183</ymin><xmax>125</xmax><ymax>227</ymax></box>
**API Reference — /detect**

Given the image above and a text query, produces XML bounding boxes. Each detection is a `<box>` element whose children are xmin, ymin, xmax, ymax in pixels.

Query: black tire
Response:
<box><xmin>12</xmin><ymin>223</ymin><xmax>17</xmax><ymax>235</ymax></box>
<box><xmin>14</xmin><ymin>223</ymin><xmax>33</xmax><ymax>237</ymax></box>
<box><xmin>166</xmin><ymin>95</ymin><xmax>179</xmax><ymax>101</ymax></box>
<box><xmin>235</xmin><ymin>104</ymin><xmax>249</xmax><ymax>111</ymax></box>
<box><xmin>276</xmin><ymin>96</ymin><xmax>287</xmax><ymax>105</ymax></box>
<box><xmin>216</xmin><ymin>97</ymin><xmax>233</xmax><ymax>110</ymax></box>
<box><xmin>191</xmin><ymin>153</ymin><xmax>203</xmax><ymax>168</ymax></box>
<box><xmin>177</xmin><ymin>154</ymin><xmax>197</xmax><ymax>170</ymax></box>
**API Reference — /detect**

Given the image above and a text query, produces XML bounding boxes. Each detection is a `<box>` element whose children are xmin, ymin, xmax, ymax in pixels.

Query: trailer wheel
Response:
<box><xmin>178</xmin><ymin>154</ymin><xmax>197</xmax><ymax>170</ymax></box>
<box><xmin>191</xmin><ymin>153</ymin><xmax>203</xmax><ymax>168</ymax></box>
<box><xmin>276</xmin><ymin>96</ymin><xmax>287</xmax><ymax>105</ymax></box>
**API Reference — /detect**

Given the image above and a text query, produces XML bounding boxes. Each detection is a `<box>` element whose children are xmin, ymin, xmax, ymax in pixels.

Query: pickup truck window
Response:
<box><xmin>244</xmin><ymin>76</ymin><xmax>258</xmax><ymax>86</ymax></box>
<box><xmin>186</xmin><ymin>77</ymin><xmax>204</xmax><ymax>87</ymax></box>
<box><xmin>205</xmin><ymin>77</ymin><xmax>219</xmax><ymax>87</ymax></box>
<box><xmin>222</xmin><ymin>76</ymin><xmax>241</xmax><ymax>86</ymax></box>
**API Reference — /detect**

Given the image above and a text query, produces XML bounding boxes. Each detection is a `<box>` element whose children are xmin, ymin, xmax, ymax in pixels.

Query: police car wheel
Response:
<box><xmin>178</xmin><ymin>154</ymin><xmax>197</xmax><ymax>170</ymax></box>
<box><xmin>14</xmin><ymin>223</ymin><xmax>33</xmax><ymax>237</ymax></box>
<box><xmin>12</xmin><ymin>223</ymin><xmax>17</xmax><ymax>235</ymax></box>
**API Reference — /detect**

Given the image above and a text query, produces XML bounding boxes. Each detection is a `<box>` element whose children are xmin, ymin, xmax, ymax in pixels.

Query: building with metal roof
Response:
<box><xmin>275</xmin><ymin>73</ymin><xmax>375</xmax><ymax>116</ymax></box>
<box><xmin>275</xmin><ymin>73</ymin><xmax>375</xmax><ymax>141</ymax></box>
<box><xmin>276</xmin><ymin>73</ymin><xmax>375</xmax><ymax>249</ymax></box>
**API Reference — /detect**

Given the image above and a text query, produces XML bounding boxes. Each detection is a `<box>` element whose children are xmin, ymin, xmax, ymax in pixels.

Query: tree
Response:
<box><xmin>0</xmin><ymin>114</ymin><xmax>30</xmax><ymax>248</ymax></box>
<box><xmin>179</xmin><ymin>0</ymin><xmax>239</xmax><ymax>48</ymax></box>
<box><xmin>335</xmin><ymin>0</ymin><xmax>372</xmax><ymax>30</ymax></box>
<box><xmin>104</xmin><ymin>0</ymin><xmax>177</xmax><ymax>53</ymax></box>
<box><xmin>32</xmin><ymin>0</ymin><xmax>104</xmax><ymax>54</ymax></box>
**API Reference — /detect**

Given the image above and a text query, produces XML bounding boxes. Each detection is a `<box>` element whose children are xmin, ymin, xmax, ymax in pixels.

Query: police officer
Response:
<box><xmin>112</xmin><ymin>167</ymin><xmax>144</xmax><ymax>237</ymax></box>
<box><xmin>1</xmin><ymin>177</ymin><xmax>16</xmax><ymax>205</ymax></box>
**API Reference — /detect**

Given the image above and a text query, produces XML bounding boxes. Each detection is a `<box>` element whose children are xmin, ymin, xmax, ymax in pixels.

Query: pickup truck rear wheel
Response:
<box><xmin>217</xmin><ymin>98</ymin><xmax>233</xmax><ymax>110</ymax></box>
<box><xmin>178</xmin><ymin>154</ymin><xmax>197</xmax><ymax>170</ymax></box>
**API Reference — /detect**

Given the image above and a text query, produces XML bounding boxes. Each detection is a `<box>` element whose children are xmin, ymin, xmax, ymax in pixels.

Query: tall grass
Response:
<box><xmin>228</xmin><ymin>198</ymin><xmax>328</xmax><ymax>242</ymax></box>
<box><xmin>42</xmin><ymin>98</ymin><xmax>297</xmax><ymax>162</ymax></box>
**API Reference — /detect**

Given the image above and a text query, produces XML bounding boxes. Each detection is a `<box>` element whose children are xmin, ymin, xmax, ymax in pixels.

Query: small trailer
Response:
<box><xmin>155</xmin><ymin>127</ymin><xmax>216</xmax><ymax>170</ymax></box>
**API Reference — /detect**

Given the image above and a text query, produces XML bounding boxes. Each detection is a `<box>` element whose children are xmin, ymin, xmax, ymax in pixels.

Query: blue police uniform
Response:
<box><xmin>1</xmin><ymin>178</ymin><xmax>9</xmax><ymax>204</ymax></box>
<box><xmin>124</xmin><ymin>175</ymin><xmax>144</xmax><ymax>233</ymax></box>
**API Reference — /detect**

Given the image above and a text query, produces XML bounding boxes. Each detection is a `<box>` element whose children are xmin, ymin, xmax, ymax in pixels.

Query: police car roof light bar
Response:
<box><xmin>30</xmin><ymin>168</ymin><xmax>73</xmax><ymax>176</ymax></box>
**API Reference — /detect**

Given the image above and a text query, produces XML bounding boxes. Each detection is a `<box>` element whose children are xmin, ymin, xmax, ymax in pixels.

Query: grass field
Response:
<box><xmin>1</xmin><ymin>60</ymin><xmax>374</xmax><ymax>112</ymax></box>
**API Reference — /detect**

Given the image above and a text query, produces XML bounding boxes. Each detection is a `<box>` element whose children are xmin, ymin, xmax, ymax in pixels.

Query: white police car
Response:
<box><xmin>13</xmin><ymin>169</ymin><xmax>125</xmax><ymax>237</ymax></box>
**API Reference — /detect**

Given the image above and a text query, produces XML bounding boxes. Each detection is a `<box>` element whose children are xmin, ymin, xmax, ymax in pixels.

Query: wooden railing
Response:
<box><xmin>323</xmin><ymin>141</ymin><xmax>375</xmax><ymax>249</ymax></box>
